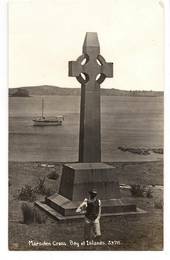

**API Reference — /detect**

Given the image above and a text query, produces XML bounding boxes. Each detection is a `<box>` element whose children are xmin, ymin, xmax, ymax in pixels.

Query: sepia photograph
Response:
<box><xmin>8</xmin><ymin>0</ymin><xmax>164</xmax><ymax>251</ymax></box>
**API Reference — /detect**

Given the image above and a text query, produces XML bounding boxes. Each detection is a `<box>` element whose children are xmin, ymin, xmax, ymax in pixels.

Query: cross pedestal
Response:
<box><xmin>36</xmin><ymin>33</ymin><xmax>144</xmax><ymax>220</ymax></box>
<box><xmin>36</xmin><ymin>163</ymin><xmax>140</xmax><ymax>221</ymax></box>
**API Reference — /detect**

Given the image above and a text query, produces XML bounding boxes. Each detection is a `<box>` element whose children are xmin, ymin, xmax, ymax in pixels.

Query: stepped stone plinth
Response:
<box><xmin>36</xmin><ymin>163</ymin><xmax>144</xmax><ymax>220</ymax></box>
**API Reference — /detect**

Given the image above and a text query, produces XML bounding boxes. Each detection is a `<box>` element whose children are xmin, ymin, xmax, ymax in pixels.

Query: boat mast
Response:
<box><xmin>42</xmin><ymin>97</ymin><xmax>44</xmax><ymax>118</ymax></box>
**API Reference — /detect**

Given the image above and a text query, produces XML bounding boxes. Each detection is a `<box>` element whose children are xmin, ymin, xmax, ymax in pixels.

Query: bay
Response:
<box><xmin>9</xmin><ymin>95</ymin><xmax>163</xmax><ymax>162</ymax></box>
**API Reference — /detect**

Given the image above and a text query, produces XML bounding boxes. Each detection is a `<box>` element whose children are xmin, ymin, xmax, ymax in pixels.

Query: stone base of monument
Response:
<box><xmin>35</xmin><ymin>163</ymin><xmax>146</xmax><ymax>221</ymax></box>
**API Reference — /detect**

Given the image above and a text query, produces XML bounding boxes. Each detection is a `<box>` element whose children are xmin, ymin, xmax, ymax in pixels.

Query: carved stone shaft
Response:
<box><xmin>69</xmin><ymin>32</ymin><xmax>113</xmax><ymax>162</ymax></box>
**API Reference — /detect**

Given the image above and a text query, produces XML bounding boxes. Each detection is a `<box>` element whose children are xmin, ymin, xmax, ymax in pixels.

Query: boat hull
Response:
<box><xmin>33</xmin><ymin>119</ymin><xmax>63</xmax><ymax>126</ymax></box>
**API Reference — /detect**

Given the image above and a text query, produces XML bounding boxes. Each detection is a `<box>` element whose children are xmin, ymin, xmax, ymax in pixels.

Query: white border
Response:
<box><xmin>0</xmin><ymin>0</ymin><xmax>170</xmax><ymax>259</ymax></box>
<box><xmin>164</xmin><ymin>0</ymin><xmax>170</xmax><ymax>255</ymax></box>
<box><xmin>0</xmin><ymin>0</ymin><xmax>8</xmax><ymax>255</ymax></box>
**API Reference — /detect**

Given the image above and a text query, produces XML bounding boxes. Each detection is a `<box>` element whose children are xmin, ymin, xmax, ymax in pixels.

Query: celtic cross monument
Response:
<box><xmin>69</xmin><ymin>32</ymin><xmax>113</xmax><ymax>162</ymax></box>
<box><xmin>36</xmin><ymin>33</ymin><xmax>140</xmax><ymax>220</ymax></box>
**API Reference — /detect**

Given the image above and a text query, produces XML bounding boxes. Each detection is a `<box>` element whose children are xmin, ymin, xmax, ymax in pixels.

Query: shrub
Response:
<box><xmin>34</xmin><ymin>177</ymin><xmax>53</xmax><ymax>196</ymax></box>
<box><xmin>18</xmin><ymin>177</ymin><xmax>53</xmax><ymax>201</ymax></box>
<box><xmin>18</xmin><ymin>185</ymin><xmax>36</xmax><ymax>202</ymax></box>
<box><xmin>21</xmin><ymin>203</ymin><xmax>34</xmax><ymax>224</ymax></box>
<box><xmin>47</xmin><ymin>170</ymin><xmax>59</xmax><ymax>180</ymax></box>
<box><xmin>34</xmin><ymin>177</ymin><xmax>46</xmax><ymax>194</ymax></box>
<box><xmin>21</xmin><ymin>202</ymin><xmax>46</xmax><ymax>224</ymax></box>
<box><xmin>130</xmin><ymin>184</ymin><xmax>145</xmax><ymax>197</ymax></box>
<box><xmin>146</xmin><ymin>187</ymin><xmax>153</xmax><ymax>198</ymax></box>
<box><xmin>44</xmin><ymin>187</ymin><xmax>53</xmax><ymax>196</ymax></box>
<box><xmin>154</xmin><ymin>199</ymin><xmax>163</xmax><ymax>209</ymax></box>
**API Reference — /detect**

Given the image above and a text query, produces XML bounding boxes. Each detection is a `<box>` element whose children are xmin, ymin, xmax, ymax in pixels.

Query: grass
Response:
<box><xmin>9</xmin><ymin>160</ymin><xmax>163</xmax><ymax>251</ymax></box>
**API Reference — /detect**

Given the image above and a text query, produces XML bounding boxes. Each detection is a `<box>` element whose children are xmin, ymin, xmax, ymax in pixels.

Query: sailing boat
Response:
<box><xmin>32</xmin><ymin>97</ymin><xmax>64</xmax><ymax>126</ymax></box>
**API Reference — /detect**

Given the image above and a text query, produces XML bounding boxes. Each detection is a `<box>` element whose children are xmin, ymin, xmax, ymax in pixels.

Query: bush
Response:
<box><xmin>34</xmin><ymin>177</ymin><xmax>53</xmax><ymax>196</ymax></box>
<box><xmin>146</xmin><ymin>187</ymin><xmax>153</xmax><ymax>198</ymax></box>
<box><xmin>154</xmin><ymin>199</ymin><xmax>163</xmax><ymax>209</ymax></box>
<box><xmin>18</xmin><ymin>185</ymin><xmax>36</xmax><ymax>202</ymax></box>
<box><xmin>130</xmin><ymin>184</ymin><xmax>145</xmax><ymax>197</ymax></box>
<box><xmin>21</xmin><ymin>202</ymin><xmax>46</xmax><ymax>224</ymax></box>
<box><xmin>21</xmin><ymin>203</ymin><xmax>34</xmax><ymax>224</ymax></box>
<box><xmin>34</xmin><ymin>177</ymin><xmax>46</xmax><ymax>194</ymax></box>
<box><xmin>18</xmin><ymin>178</ymin><xmax>53</xmax><ymax>202</ymax></box>
<box><xmin>47</xmin><ymin>170</ymin><xmax>59</xmax><ymax>180</ymax></box>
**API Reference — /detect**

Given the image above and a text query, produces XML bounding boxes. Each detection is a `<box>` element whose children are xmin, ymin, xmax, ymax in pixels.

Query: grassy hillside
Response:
<box><xmin>9</xmin><ymin>161</ymin><xmax>163</xmax><ymax>250</ymax></box>
<box><xmin>9</xmin><ymin>85</ymin><xmax>163</xmax><ymax>97</ymax></box>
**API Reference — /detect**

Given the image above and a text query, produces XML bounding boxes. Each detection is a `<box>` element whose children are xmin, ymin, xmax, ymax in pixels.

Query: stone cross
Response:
<box><xmin>69</xmin><ymin>32</ymin><xmax>113</xmax><ymax>162</ymax></box>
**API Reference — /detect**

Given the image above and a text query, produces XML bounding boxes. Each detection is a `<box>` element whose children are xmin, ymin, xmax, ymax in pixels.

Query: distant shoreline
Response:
<box><xmin>9</xmin><ymin>85</ymin><xmax>164</xmax><ymax>97</ymax></box>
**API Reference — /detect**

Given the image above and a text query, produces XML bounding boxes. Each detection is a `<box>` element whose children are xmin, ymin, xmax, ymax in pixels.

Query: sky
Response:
<box><xmin>9</xmin><ymin>0</ymin><xmax>164</xmax><ymax>90</ymax></box>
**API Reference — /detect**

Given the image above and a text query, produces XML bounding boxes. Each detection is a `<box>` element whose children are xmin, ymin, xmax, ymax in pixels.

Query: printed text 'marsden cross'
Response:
<box><xmin>69</xmin><ymin>32</ymin><xmax>113</xmax><ymax>162</ymax></box>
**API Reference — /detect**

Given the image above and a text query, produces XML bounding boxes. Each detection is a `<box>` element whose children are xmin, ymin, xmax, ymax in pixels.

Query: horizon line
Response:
<box><xmin>9</xmin><ymin>85</ymin><xmax>164</xmax><ymax>92</ymax></box>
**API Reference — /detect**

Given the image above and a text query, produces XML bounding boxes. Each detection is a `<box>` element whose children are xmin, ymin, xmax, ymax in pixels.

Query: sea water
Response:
<box><xmin>9</xmin><ymin>95</ymin><xmax>163</xmax><ymax>162</ymax></box>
